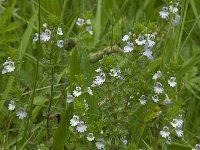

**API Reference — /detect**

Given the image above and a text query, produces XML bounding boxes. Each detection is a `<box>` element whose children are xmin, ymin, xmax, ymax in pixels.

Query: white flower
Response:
<box><xmin>193</xmin><ymin>144</ymin><xmax>200</xmax><ymax>150</ymax></box>
<box><xmin>76</xmin><ymin>121</ymin><xmax>87</xmax><ymax>133</ymax></box>
<box><xmin>87</xmin><ymin>87</ymin><xmax>93</xmax><ymax>95</ymax></box>
<box><xmin>109</xmin><ymin>68</ymin><xmax>121</xmax><ymax>78</ymax></box>
<box><xmin>95</xmin><ymin>138</ymin><xmax>105</xmax><ymax>150</ymax></box>
<box><xmin>2</xmin><ymin>57</ymin><xmax>15</xmax><ymax>74</ymax></box>
<box><xmin>139</xmin><ymin>95</ymin><xmax>146</xmax><ymax>105</ymax></box>
<box><xmin>57</xmin><ymin>40</ymin><xmax>64</xmax><ymax>48</ymax></box>
<box><xmin>152</xmin><ymin>70</ymin><xmax>162</xmax><ymax>80</ymax></box>
<box><xmin>16</xmin><ymin>107</ymin><xmax>27</xmax><ymax>119</ymax></box>
<box><xmin>142</xmin><ymin>49</ymin><xmax>153</xmax><ymax>60</ymax></box>
<box><xmin>122</xmin><ymin>35</ymin><xmax>130</xmax><ymax>42</ymax></box>
<box><xmin>95</xmin><ymin>68</ymin><xmax>102</xmax><ymax>73</ymax></box>
<box><xmin>41</xmin><ymin>29</ymin><xmax>51</xmax><ymax>42</ymax></box>
<box><xmin>87</xmin><ymin>133</ymin><xmax>95</xmax><ymax>141</ymax></box>
<box><xmin>33</xmin><ymin>33</ymin><xmax>39</xmax><ymax>42</ymax></box>
<box><xmin>169</xmin><ymin>3</ymin><xmax>179</xmax><ymax>14</ymax></box>
<box><xmin>164</xmin><ymin>94</ymin><xmax>171</xmax><ymax>104</ymax></box>
<box><xmin>8</xmin><ymin>100</ymin><xmax>15</xmax><ymax>111</ymax></box>
<box><xmin>152</xmin><ymin>95</ymin><xmax>159</xmax><ymax>103</ymax></box>
<box><xmin>57</xmin><ymin>27</ymin><xmax>63</xmax><ymax>35</ymax></box>
<box><xmin>175</xmin><ymin>127</ymin><xmax>183</xmax><ymax>137</ymax></box>
<box><xmin>171</xmin><ymin>119</ymin><xmax>183</xmax><ymax>128</ymax></box>
<box><xmin>86</xmin><ymin>25</ymin><xmax>93</xmax><ymax>35</ymax></box>
<box><xmin>160</xmin><ymin>126</ymin><xmax>170</xmax><ymax>138</ymax></box>
<box><xmin>124</xmin><ymin>42</ymin><xmax>134</xmax><ymax>53</ymax></box>
<box><xmin>172</xmin><ymin>14</ymin><xmax>181</xmax><ymax>26</ymax></box>
<box><xmin>145</xmin><ymin>34</ymin><xmax>156</xmax><ymax>48</ymax></box>
<box><xmin>70</xmin><ymin>115</ymin><xmax>79</xmax><ymax>126</ymax></box>
<box><xmin>73</xmin><ymin>86</ymin><xmax>82</xmax><ymax>97</ymax></box>
<box><xmin>76</xmin><ymin>18</ymin><xmax>85</xmax><ymax>26</ymax></box>
<box><xmin>66</xmin><ymin>94</ymin><xmax>74</xmax><ymax>103</ymax></box>
<box><xmin>154</xmin><ymin>82</ymin><xmax>164</xmax><ymax>94</ymax></box>
<box><xmin>159</xmin><ymin>7</ymin><xmax>169</xmax><ymax>20</ymax></box>
<box><xmin>91</xmin><ymin>72</ymin><xmax>106</xmax><ymax>87</ymax></box>
<box><xmin>135</xmin><ymin>35</ymin><xmax>146</xmax><ymax>45</ymax></box>
<box><xmin>168</xmin><ymin>77</ymin><xmax>177</xmax><ymax>87</ymax></box>
<box><xmin>86</xmin><ymin>19</ymin><xmax>91</xmax><ymax>25</ymax></box>
<box><xmin>166</xmin><ymin>136</ymin><xmax>172</xmax><ymax>145</ymax></box>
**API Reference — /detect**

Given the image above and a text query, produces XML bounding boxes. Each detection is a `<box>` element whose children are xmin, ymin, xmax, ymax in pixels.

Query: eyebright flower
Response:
<box><xmin>91</xmin><ymin>72</ymin><xmax>106</xmax><ymax>87</ymax></box>
<box><xmin>166</xmin><ymin>136</ymin><xmax>172</xmax><ymax>145</ymax></box>
<box><xmin>16</xmin><ymin>107</ymin><xmax>27</xmax><ymax>119</ymax></box>
<box><xmin>66</xmin><ymin>94</ymin><xmax>74</xmax><ymax>103</ymax></box>
<box><xmin>70</xmin><ymin>115</ymin><xmax>79</xmax><ymax>126</ymax></box>
<box><xmin>109</xmin><ymin>68</ymin><xmax>121</xmax><ymax>78</ymax></box>
<box><xmin>152</xmin><ymin>70</ymin><xmax>162</xmax><ymax>80</ymax></box>
<box><xmin>33</xmin><ymin>33</ymin><xmax>39</xmax><ymax>42</ymax></box>
<box><xmin>76</xmin><ymin>18</ymin><xmax>85</xmax><ymax>26</ymax></box>
<box><xmin>41</xmin><ymin>29</ymin><xmax>51</xmax><ymax>42</ymax></box>
<box><xmin>169</xmin><ymin>3</ymin><xmax>179</xmax><ymax>14</ymax></box>
<box><xmin>145</xmin><ymin>34</ymin><xmax>156</xmax><ymax>48</ymax></box>
<box><xmin>87</xmin><ymin>87</ymin><xmax>93</xmax><ymax>95</ymax></box>
<box><xmin>154</xmin><ymin>82</ymin><xmax>164</xmax><ymax>94</ymax></box>
<box><xmin>168</xmin><ymin>77</ymin><xmax>177</xmax><ymax>87</ymax></box>
<box><xmin>76</xmin><ymin>121</ymin><xmax>87</xmax><ymax>133</ymax></box>
<box><xmin>57</xmin><ymin>27</ymin><xmax>63</xmax><ymax>35</ymax></box>
<box><xmin>135</xmin><ymin>35</ymin><xmax>146</xmax><ymax>45</ymax></box>
<box><xmin>152</xmin><ymin>95</ymin><xmax>159</xmax><ymax>103</ymax></box>
<box><xmin>73</xmin><ymin>86</ymin><xmax>82</xmax><ymax>97</ymax></box>
<box><xmin>192</xmin><ymin>144</ymin><xmax>200</xmax><ymax>150</ymax></box>
<box><xmin>122</xmin><ymin>34</ymin><xmax>130</xmax><ymax>42</ymax></box>
<box><xmin>164</xmin><ymin>94</ymin><xmax>171</xmax><ymax>104</ymax></box>
<box><xmin>2</xmin><ymin>57</ymin><xmax>15</xmax><ymax>74</ymax></box>
<box><xmin>8</xmin><ymin>100</ymin><xmax>15</xmax><ymax>111</ymax></box>
<box><xmin>57</xmin><ymin>40</ymin><xmax>64</xmax><ymax>48</ymax></box>
<box><xmin>159</xmin><ymin>7</ymin><xmax>169</xmax><ymax>20</ymax></box>
<box><xmin>95</xmin><ymin>138</ymin><xmax>105</xmax><ymax>150</ymax></box>
<box><xmin>139</xmin><ymin>95</ymin><xmax>147</xmax><ymax>105</ymax></box>
<box><xmin>87</xmin><ymin>133</ymin><xmax>95</xmax><ymax>141</ymax></box>
<box><xmin>175</xmin><ymin>127</ymin><xmax>183</xmax><ymax>137</ymax></box>
<box><xmin>170</xmin><ymin>119</ymin><xmax>183</xmax><ymax>128</ymax></box>
<box><xmin>142</xmin><ymin>48</ymin><xmax>153</xmax><ymax>60</ymax></box>
<box><xmin>86</xmin><ymin>25</ymin><xmax>93</xmax><ymax>35</ymax></box>
<box><xmin>124</xmin><ymin>42</ymin><xmax>134</xmax><ymax>53</ymax></box>
<box><xmin>160</xmin><ymin>126</ymin><xmax>170</xmax><ymax>138</ymax></box>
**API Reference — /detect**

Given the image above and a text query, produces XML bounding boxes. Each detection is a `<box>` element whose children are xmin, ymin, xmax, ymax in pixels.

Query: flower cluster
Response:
<box><xmin>76</xmin><ymin>18</ymin><xmax>93</xmax><ymax>35</ymax></box>
<box><xmin>8</xmin><ymin>100</ymin><xmax>27</xmax><ymax>119</ymax></box>
<box><xmin>91</xmin><ymin>68</ymin><xmax>106</xmax><ymax>87</ymax></box>
<box><xmin>1</xmin><ymin>57</ymin><xmax>15</xmax><ymax>74</ymax></box>
<box><xmin>33</xmin><ymin>23</ymin><xmax>64</xmax><ymax>48</ymax></box>
<box><xmin>159</xmin><ymin>2</ymin><xmax>181</xmax><ymax>26</ymax></box>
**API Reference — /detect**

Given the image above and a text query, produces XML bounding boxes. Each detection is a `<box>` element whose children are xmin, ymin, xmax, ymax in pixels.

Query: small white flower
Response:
<box><xmin>41</xmin><ymin>29</ymin><xmax>51</xmax><ymax>42</ymax></box>
<box><xmin>91</xmin><ymin>72</ymin><xmax>106</xmax><ymax>87</ymax></box>
<box><xmin>95</xmin><ymin>68</ymin><xmax>102</xmax><ymax>73</ymax></box>
<box><xmin>193</xmin><ymin>144</ymin><xmax>200</xmax><ymax>150</ymax></box>
<box><xmin>95</xmin><ymin>138</ymin><xmax>105</xmax><ymax>150</ymax></box>
<box><xmin>57</xmin><ymin>40</ymin><xmax>64</xmax><ymax>48</ymax></box>
<box><xmin>159</xmin><ymin>7</ymin><xmax>169</xmax><ymax>20</ymax></box>
<box><xmin>154</xmin><ymin>82</ymin><xmax>164</xmax><ymax>94</ymax></box>
<box><xmin>139</xmin><ymin>95</ymin><xmax>147</xmax><ymax>105</ymax></box>
<box><xmin>8</xmin><ymin>100</ymin><xmax>15</xmax><ymax>111</ymax></box>
<box><xmin>122</xmin><ymin>35</ymin><xmax>130</xmax><ymax>42</ymax></box>
<box><xmin>109</xmin><ymin>68</ymin><xmax>121</xmax><ymax>78</ymax></box>
<box><xmin>124</xmin><ymin>42</ymin><xmax>134</xmax><ymax>53</ymax></box>
<box><xmin>66</xmin><ymin>94</ymin><xmax>74</xmax><ymax>103</ymax></box>
<box><xmin>86</xmin><ymin>19</ymin><xmax>91</xmax><ymax>25</ymax></box>
<box><xmin>145</xmin><ymin>33</ymin><xmax>156</xmax><ymax>48</ymax></box>
<box><xmin>152</xmin><ymin>70</ymin><xmax>162</xmax><ymax>80</ymax></box>
<box><xmin>171</xmin><ymin>119</ymin><xmax>183</xmax><ymax>128</ymax></box>
<box><xmin>76</xmin><ymin>121</ymin><xmax>87</xmax><ymax>133</ymax></box>
<box><xmin>169</xmin><ymin>3</ymin><xmax>179</xmax><ymax>14</ymax></box>
<box><xmin>86</xmin><ymin>25</ymin><xmax>93</xmax><ymax>35</ymax></box>
<box><xmin>135</xmin><ymin>35</ymin><xmax>146</xmax><ymax>45</ymax></box>
<box><xmin>73</xmin><ymin>86</ymin><xmax>82</xmax><ymax>97</ymax></box>
<box><xmin>152</xmin><ymin>95</ymin><xmax>159</xmax><ymax>103</ymax></box>
<box><xmin>87</xmin><ymin>87</ymin><xmax>93</xmax><ymax>95</ymax></box>
<box><xmin>164</xmin><ymin>94</ymin><xmax>171</xmax><ymax>104</ymax></box>
<box><xmin>160</xmin><ymin>126</ymin><xmax>170</xmax><ymax>138</ymax></box>
<box><xmin>70</xmin><ymin>115</ymin><xmax>79</xmax><ymax>126</ymax></box>
<box><xmin>76</xmin><ymin>18</ymin><xmax>85</xmax><ymax>26</ymax></box>
<box><xmin>33</xmin><ymin>33</ymin><xmax>39</xmax><ymax>42</ymax></box>
<box><xmin>57</xmin><ymin>27</ymin><xmax>63</xmax><ymax>35</ymax></box>
<box><xmin>2</xmin><ymin>57</ymin><xmax>15</xmax><ymax>74</ymax></box>
<box><xmin>16</xmin><ymin>107</ymin><xmax>27</xmax><ymax>119</ymax></box>
<box><xmin>172</xmin><ymin>14</ymin><xmax>181</xmax><ymax>26</ymax></box>
<box><xmin>168</xmin><ymin>77</ymin><xmax>177</xmax><ymax>87</ymax></box>
<box><xmin>142</xmin><ymin>49</ymin><xmax>153</xmax><ymax>60</ymax></box>
<box><xmin>166</xmin><ymin>136</ymin><xmax>172</xmax><ymax>145</ymax></box>
<box><xmin>87</xmin><ymin>133</ymin><xmax>95</xmax><ymax>141</ymax></box>
<box><xmin>175</xmin><ymin>127</ymin><xmax>183</xmax><ymax>137</ymax></box>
